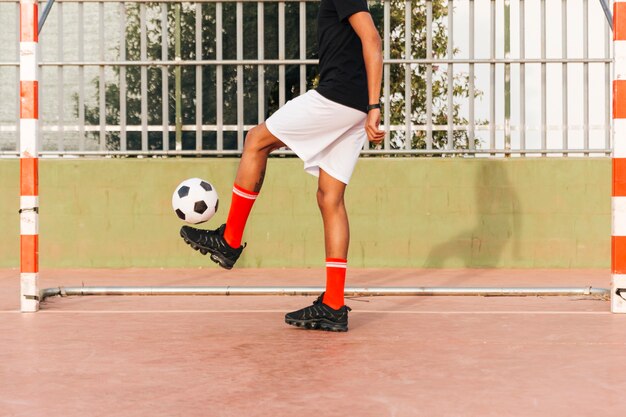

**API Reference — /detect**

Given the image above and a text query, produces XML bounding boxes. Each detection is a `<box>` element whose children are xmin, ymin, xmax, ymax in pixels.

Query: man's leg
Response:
<box><xmin>222</xmin><ymin>123</ymin><xmax>285</xmax><ymax>248</ymax></box>
<box><xmin>180</xmin><ymin>123</ymin><xmax>284</xmax><ymax>269</ymax></box>
<box><xmin>234</xmin><ymin>123</ymin><xmax>285</xmax><ymax>192</ymax></box>
<box><xmin>317</xmin><ymin>169</ymin><xmax>349</xmax><ymax>310</ymax></box>
<box><xmin>284</xmin><ymin>168</ymin><xmax>352</xmax><ymax>331</ymax></box>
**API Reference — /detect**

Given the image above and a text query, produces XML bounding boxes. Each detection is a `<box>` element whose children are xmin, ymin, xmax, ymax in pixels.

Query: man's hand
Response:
<box><xmin>365</xmin><ymin>108</ymin><xmax>385</xmax><ymax>145</ymax></box>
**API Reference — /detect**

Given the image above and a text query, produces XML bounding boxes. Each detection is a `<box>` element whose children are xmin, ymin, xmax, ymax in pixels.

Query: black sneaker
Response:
<box><xmin>179</xmin><ymin>224</ymin><xmax>245</xmax><ymax>270</ymax></box>
<box><xmin>285</xmin><ymin>293</ymin><xmax>351</xmax><ymax>332</ymax></box>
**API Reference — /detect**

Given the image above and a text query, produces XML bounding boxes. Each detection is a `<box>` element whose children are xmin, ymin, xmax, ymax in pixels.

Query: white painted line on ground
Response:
<box><xmin>0</xmin><ymin>310</ymin><xmax>613</xmax><ymax>314</ymax></box>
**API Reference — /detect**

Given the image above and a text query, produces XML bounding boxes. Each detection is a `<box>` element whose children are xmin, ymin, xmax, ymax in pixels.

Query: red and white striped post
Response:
<box><xmin>613</xmin><ymin>1</ymin><xmax>626</xmax><ymax>313</ymax></box>
<box><xmin>19</xmin><ymin>0</ymin><xmax>39</xmax><ymax>312</ymax></box>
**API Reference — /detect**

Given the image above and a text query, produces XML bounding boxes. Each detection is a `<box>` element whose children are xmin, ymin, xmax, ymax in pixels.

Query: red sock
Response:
<box><xmin>223</xmin><ymin>184</ymin><xmax>259</xmax><ymax>248</ymax></box>
<box><xmin>323</xmin><ymin>258</ymin><xmax>347</xmax><ymax>310</ymax></box>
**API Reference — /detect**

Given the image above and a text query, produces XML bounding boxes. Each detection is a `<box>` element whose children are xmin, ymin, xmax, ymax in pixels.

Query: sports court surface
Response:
<box><xmin>1</xmin><ymin>268</ymin><xmax>625</xmax><ymax>417</ymax></box>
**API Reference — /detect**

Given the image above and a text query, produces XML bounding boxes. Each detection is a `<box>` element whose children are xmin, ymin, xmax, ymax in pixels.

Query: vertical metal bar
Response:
<box><xmin>38</xmin><ymin>2</ymin><xmax>43</xmax><ymax>150</ymax></box>
<box><xmin>606</xmin><ymin>7</ymin><xmax>611</xmax><ymax>155</ymax></box>
<box><xmin>57</xmin><ymin>2</ymin><xmax>64</xmax><ymax>152</ymax></box>
<box><xmin>120</xmin><ymin>2</ymin><xmax>127</xmax><ymax>152</ymax></box>
<box><xmin>161</xmin><ymin>3</ymin><xmax>169</xmax><ymax>151</ymax></box>
<box><xmin>19</xmin><ymin>0</ymin><xmax>41</xmax><ymax>312</ymax></box>
<box><xmin>583</xmin><ymin>0</ymin><xmax>589</xmax><ymax>156</ymax></box>
<box><xmin>610</xmin><ymin>0</ymin><xmax>625</xmax><ymax>314</ymax></box>
<box><xmin>258</xmin><ymin>1</ymin><xmax>264</xmax><ymax>123</ymax></box>
<box><xmin>490</xmin><ymin>0</ymin><xmax>495</xmax><ymax>153</ymax></box>
<box><xmin>78</xmin><ymin>1</ymin><xmax>85</xmax><ymax>152</ymax></box>
<box><xmin>562</xmin><ymin>0</ymin><xmax>568</xmax><ymax>154</ymax></box>
<box><xmin>216</xmin><ymin>1</ymin><xmax>223</xmax><ymax>151</ymax></box>
<box><xmin>140</xmin><ymin>3</ymin><xmax>148</xmax><ymax>152</ymax></box>
<box><xmin>519</xmin><ymin>0</ymin><xmax>526</xmax><ymax>156</ymax></box>
<box><xmin>383</xmin><ymin>0</ymin><xmax>390</xmax><ymax>150</ymax></box>
<box><xmin>447</xmin><ymin>0</ymin><xmax>454</xmax><ymax>150</ymax></box>
<box><xmin>174</xmin><ymin>3</ymin><xmax>182</xmax><ymax>151</ymax></box>
<box><xmin>299</xmin><ymin>1</ymin><xmax>306</xmax><ymax>95</ymax></box>
<box><xmin>196</xmin><ymin>3</ymin><xmax>203</xmax><ymax>152</ymax></box>
<box><xmin>278</xmin><ymin>1</ymin><xmax>285</xmax><ymax>107</ymax></box>
<box><xmin>504</xmin><ymin>0</ymin><xmax>511</xmax><ymax>156</ymax></box>
<box><xmin>236</xmin><ymin>2</ymin><xmax>244</xmax><ymax>150</ymax></box>
<box><xmin>541</xmin><ymin>0</ymin><xmax>547</xmax><ymax>155</ymax></box>
<box><xmin>404</xmin><ymin>0</ymin><xmax>412</xmax><ymax>150</ymax></box>
<box><xmin>468</xmin><ymin>0</ymin><xmax>475</xmax><ymax>151</ymax></box>
<box><xmin>15</xmin><ymin>2</ymin><xmax>19</xmax><ymax>151</ymax></box>
<box><xmin>99</xmin><ymin>1</ymin><xmax>105</xmax><ymax>151</ymax></box>
<box><xmin>426</xmin><ymin>0</ymin><xmax>433</xmax><ymax>150</ymax></box>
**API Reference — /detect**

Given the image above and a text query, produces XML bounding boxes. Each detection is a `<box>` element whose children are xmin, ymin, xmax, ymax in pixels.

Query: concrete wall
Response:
<box><xmin>0</xmin><ymin>158</ymin><xmax>610</xmax><ymax>268</ymax></box>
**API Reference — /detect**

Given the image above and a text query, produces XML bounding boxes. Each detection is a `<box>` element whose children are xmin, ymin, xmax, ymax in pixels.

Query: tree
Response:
<box><xmin>79</xmin><ymin>0</ymin><xmax>479</xmax><ymax>153</ymax></box>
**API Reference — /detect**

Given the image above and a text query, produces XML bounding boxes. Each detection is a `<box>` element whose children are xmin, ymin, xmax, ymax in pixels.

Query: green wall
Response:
<box><xmin>0</xmin><ymin>158</ymin><xmax>611</xmax><ymax>268</ymax></box>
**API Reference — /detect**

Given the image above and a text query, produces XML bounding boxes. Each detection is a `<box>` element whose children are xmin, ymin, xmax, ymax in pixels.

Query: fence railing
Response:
<box><xmin>0</xmin><ymin>0</ymin><xmax>614</xmax><ymax>156</ymax></box>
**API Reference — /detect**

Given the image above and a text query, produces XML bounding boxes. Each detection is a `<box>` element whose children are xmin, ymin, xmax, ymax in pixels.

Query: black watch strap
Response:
<box><xmin>367</xmin><ymin>103</ymin><xmax>381</xmax><ymax>112</ymax></box>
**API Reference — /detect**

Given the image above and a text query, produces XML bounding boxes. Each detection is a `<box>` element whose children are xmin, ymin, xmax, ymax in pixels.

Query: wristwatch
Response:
<box><xmin>367</xmin><ymin>103</ymin><xmax>381</xmax><ymax>112</ymax></box>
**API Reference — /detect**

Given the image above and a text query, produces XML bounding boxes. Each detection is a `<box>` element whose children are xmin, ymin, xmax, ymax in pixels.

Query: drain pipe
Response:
<box><xmin>39</xmin><ymin>286</ymin><xmax>610</xmax><ymax>302</ymax></box>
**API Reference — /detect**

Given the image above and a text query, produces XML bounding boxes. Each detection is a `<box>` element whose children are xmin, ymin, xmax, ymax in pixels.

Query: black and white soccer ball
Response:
<box><xmin>172</xmin><ymin>178</ymin><xmax>219</xmax><ymax>224</ymax></box>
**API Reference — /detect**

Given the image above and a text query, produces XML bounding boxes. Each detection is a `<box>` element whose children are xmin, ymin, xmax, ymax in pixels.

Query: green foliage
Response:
<box><xmin>79</xmin><ymin>0</ymin><xmax>479</xmax><ymax>153</ymax></box>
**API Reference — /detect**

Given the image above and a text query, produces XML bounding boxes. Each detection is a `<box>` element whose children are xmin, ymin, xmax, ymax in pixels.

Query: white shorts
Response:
<box><xmin>265</xmin><ymin>90</ymin><xmax>367</xmax><ymax>184</ymax></box>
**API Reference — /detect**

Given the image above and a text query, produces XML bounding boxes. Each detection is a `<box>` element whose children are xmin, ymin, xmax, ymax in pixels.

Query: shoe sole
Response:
<box><xmin>179</xmin><ymin>228</ymin><xmax>235</xmax><ymax>270</ymax></box>
<box><xmin>284</xmin><ymin>317</ymin><xmax>348</xmax><ymax>332</ymax></box>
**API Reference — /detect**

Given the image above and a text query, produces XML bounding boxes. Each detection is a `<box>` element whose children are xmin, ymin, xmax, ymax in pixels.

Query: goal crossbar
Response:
<box><xmin>39</xmin><ymin>285</ymin><xmax>611</xmax><ymax>302</ymax></box>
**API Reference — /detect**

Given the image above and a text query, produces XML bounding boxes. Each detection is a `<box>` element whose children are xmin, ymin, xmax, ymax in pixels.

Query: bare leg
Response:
<box><xmin>317</xmin><ymin>169</ymin><xmax>349</xmax><ymax>259</ymax></box>
<box><xmin>235</xmin><ymin>123</ymin><xmax>285</xmax><ymax>192</ymax></box>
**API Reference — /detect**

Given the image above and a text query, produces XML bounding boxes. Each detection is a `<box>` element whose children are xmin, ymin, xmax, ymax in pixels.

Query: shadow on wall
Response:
<box><xmin>424</xmin><ymin>161</ymin><xmax>522</xmax><ymax>268</ymax></box>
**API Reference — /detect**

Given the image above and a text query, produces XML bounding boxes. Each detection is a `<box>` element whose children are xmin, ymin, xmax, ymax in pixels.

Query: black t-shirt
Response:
<box><xmin>316</xmin><ymin>0</ymin><xmax>370</xmax><ymax>113</ymax></box>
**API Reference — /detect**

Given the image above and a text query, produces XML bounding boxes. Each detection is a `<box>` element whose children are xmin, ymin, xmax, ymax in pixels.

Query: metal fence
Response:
<box><xmin>0</xmin><ymin>0</ymin><xmax>615</xmax><ymax>156</ymax></box>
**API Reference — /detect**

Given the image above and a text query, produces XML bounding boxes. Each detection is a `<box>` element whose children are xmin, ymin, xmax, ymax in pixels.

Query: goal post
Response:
<box><xmin>19</xmin><ymin>0</ymin><xmax>40</xmax><ymax>312</ymax></box>
<box><xmin>14</xmin><ymin>0</ymin><xmax>624</xmax><ymax>313</ymax></box>
<box><xmin>613</xmin><ymin>0</ymin><xmax>626</xmax><ymax>313</ymax></box>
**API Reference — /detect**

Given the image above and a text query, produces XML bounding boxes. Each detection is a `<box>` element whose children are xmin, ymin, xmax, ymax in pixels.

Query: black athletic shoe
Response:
<box><xmin>285</xmin><ymin>293</ymin><xmax>351</xmax><ymax>332</ymax></box>
<box><xmin>179</xmin><ymin>224</ymin><xmax>245</xmax><ymax>270</ymax></box>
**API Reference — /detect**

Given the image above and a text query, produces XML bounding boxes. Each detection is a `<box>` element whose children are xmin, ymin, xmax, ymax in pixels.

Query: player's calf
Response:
<box><xmin>180</xmin><ymin>224</ymin><xmax>245</xmax><ymax>270</ymax></box>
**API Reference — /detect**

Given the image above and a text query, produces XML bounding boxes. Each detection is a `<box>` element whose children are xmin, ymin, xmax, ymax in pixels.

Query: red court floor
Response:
<box><xmin>1</xmin><ymin>268</ymin><xmax>625</xmax><ymax>417</ymax></box>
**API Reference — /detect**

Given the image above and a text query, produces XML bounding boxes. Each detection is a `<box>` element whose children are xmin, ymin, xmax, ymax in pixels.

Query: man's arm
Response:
<box><xmin>348</xmin><ymin>11</ymin><xmax>385</xmax><ymax>144</ymax></box>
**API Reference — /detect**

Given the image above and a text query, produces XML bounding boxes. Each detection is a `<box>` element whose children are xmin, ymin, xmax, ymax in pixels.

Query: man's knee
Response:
<box><xmin>243</xmin><ymin>124</ymin><xmax>281</xmax><ymax>154</ymax></box>
<box><xmin>317</xmin><ymin>187</ymin><xmax>344</xmax><ymax>211</ymax></box>
<box><xmin>243</xmin><ymin>125</ymin><xmax>264</xmax><ymax>152</ymax></box>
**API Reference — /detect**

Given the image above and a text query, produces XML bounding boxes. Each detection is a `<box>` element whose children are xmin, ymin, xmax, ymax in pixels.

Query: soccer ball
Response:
<box><xmin>172</xmin><ymin>178</ymin><xmax>219</xmax><ymax>224</ymax></box>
